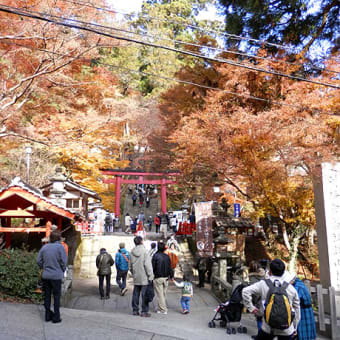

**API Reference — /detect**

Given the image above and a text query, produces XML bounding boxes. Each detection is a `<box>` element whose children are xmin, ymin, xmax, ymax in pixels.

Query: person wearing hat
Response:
<box><xmin>115</xmin><ymin>242</ymin><xmax>130</xmax><ymax>296</ymax></box>
<box><xmin>242</xmin><ymin>259</ymin><xmax>301</xmax><ymax>340</ymax></box>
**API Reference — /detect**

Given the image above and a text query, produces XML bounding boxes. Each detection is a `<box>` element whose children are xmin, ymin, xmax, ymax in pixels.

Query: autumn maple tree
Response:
<box><xmin>154</xmin><ymin>49</ymin><xmax>339</xmax><ymax>270</ymax></box>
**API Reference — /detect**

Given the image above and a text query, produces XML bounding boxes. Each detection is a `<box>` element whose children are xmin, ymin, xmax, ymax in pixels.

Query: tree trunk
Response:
<box><xmin>282</xmin><ymin>225</ymin><xmax>291</xmax><ymax>251</ymax></box>
<box><xmin>288</xmin><ymin>234</ymin><xmax>300</xmax><ymax>274</ymax></box>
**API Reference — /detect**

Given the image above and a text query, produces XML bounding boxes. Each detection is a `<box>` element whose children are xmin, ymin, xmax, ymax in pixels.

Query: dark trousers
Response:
<box><xmin>42</xmin><ymin>279</ymin><xmax>62</xmax><ymax>321</ymax></box>
<box><xmin>198</xmin><ymin>270</ymin><xmax>206</xmax><ymax>287</ymax></box>
<box><xmin>256</xmin><ymin>329</ymin><xmax>293</xmax><ymax>340</ymax></box>
<box><xmin>98</xmin><ymin>274</ymin><xmax>111</xmax><ymax>297</ymax></box>
<box><xmin>155</xmin><ymin>224</ymin><xmax>160</xmax><ymax>233</ymax></box>
<box><xmin>116</xmin><ymin>269</ymin><xmax>128</xmax><ymax>290</ymax></box>
<box><xmin>132</xmin><ymin>285</ymin><xmax>149</xmax><ymax>313</ymax></box>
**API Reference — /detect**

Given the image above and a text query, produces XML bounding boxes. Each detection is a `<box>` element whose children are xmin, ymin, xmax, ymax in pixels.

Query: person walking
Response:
<box><xmin>104</xmin><ymin>211</ymin><xmax>112</xmax><ymax>233</ymax></box>
<box><xmin>248</xmin><ymin>260</ymin><xmax>266</xmax><ymax>333</ymax></box>
<box><xmin>125</xmin><ymin>213</ymin><xmax>133</xmax><ymax>234</ymax></box>
<box><xmin>288</xmin><ymin>274</ymin><xmax>316</xmax><ymax>340</ymax></box>
<box><xmin>170</xmin><ymin>214</ymin><xmax>178</xmax><ymax>233</ymax></box>
<box><xmin>132</xmin><ymin>193</ymin><xmax>137</xmax><ymax>207</ymax></box>
<box><xmin>160</xmin><ymin>213</ymin><xmax>168</xmax><ymax>239</ymax></box>
<box><xmin>165</xmin><ymin>243</ymin><xmax>179</xmax><ymax>271</ymax></box>
<box><xmin>148</xmin><ymin>242</ymin><xmax>157</xmax><ymax>258</ymax></box>
<box><xmin>242</xmin><ymin>259</ymin><xmax>300</xmax><ymax>340</ymax></box>
<box><xmin>146</xmin><ymin>196</ymin><xmax>150</xmax><ymax>208</ymax></box>
<box><xmin>37</xmin><ymin>230</ymin><xmax>67</xmax><ymax>323</ymax></box>
<box><xmin>115</xmin><ymin>242</ymin><xmax>130</xmax><ymax>296</ymax></box>
<box><xmin>152</xmin><ymin>241</ymin><xmax>174</xmax><ymax>315</ymax></box>
<box><xmin>139</xmin><ymin>194</ymin><xmax>144</xmax><ymax>207</ymax></box>
<box><xmin>138</xmin><ymin>211</ymin><xmax>145</xmax><ymax>225</ymax></box>
<box><xmin>154</xmin><ymin>214</ymin><xmax>160</xmax><ymax>234</ymax></box>
<box><xmin>131</xmin><ymin>217</ymin><xmax>138</xmax><ymax>234</ymax></box>
<box><xmin>96</xmin><ymin>248</ymin><xmax>114</xmax><ymax>300</ymax></box>
<box><xmin>173</xmin><ymin>275</ymin><xmax>193</xmax><ymax>314</ymax></box>
<box><xmin>146</xmin><ymin>216</ymin><xmax>153</xmax><ymax>232</ymax></box>
<box><xmin>129</xmin><ymin>236</ymin><xmax>154</xmax><ymax>317</ymax></box>
<box><xmin>196</xmin><ymin>256</ymin><xmax>207</xmax><ymax>288</ymax></box>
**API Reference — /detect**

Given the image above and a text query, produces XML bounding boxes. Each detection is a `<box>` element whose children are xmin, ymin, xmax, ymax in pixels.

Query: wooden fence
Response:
<box><xmin>304</xmin><ymin>281</ymin><xmax>340</xmax><ymax>339</ymax></box>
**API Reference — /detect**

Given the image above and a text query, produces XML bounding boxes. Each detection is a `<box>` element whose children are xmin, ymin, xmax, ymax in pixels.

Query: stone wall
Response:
<box><xmin>73</xmin><ymin>234</ymin><xmax>135</xmax><ymax>278</ymax></box>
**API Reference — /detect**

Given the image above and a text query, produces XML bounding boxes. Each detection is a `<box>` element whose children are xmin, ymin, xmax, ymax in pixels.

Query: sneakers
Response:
<box><xmin>157</xmin><ymin>310</ymin><xmax>168</xmax><ymax>315</ymax></box>
<box><xmin>132</xmin><ymin>311</ymin><xmax>140</xmax><ymax>316</ymax></box>
<box><xmin>121</xmin><ymin>288</ymin><xmax>128</xmax><ymax>296</ymax></box>
<box><xmin>141</xmin><ymin>313</ymin><xmax>151</xmax><ymax>317</ymax></box>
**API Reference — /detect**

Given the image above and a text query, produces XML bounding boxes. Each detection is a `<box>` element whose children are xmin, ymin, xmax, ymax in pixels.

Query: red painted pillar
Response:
<box><xmin>57</xmin><ymin>217</ymin><xmax>62</xmax><ymax>231</ymax></box>
<box><xmin>115</xmin><ymin>175</ymin><xmax>122</xmax><ymax>218</ymax></box>
<box><xmin>5</xmin><ymin>217</ymin><xmax>11</xmax><ymax>249</ymax></box>
<box><xmin>161</xmin><ymin>178</ymin><xmax>167</xmax><ymax>214</ymax></box>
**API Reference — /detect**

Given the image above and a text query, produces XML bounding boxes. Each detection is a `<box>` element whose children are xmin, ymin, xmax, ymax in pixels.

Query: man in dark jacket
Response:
<box><xmin>96</xmin><ymin>248</ymin><xmax>114</xmax><ymax>299</ymax></box>
<box><xmin>115</xmin><ymin>242</ymin><xmax>130</xmax><ymax>296</ymax></box>
<box><xmin>152</xmin><ymin>241</ymin><xmax>174</xmax><ymax>315</ymax></box>
<box><xmin>37</xmin><ymin>230</ymin><xmax>67</xmax><ymax>323</ymax></box>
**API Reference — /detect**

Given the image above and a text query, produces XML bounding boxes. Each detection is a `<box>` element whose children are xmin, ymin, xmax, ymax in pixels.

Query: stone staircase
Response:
<box><xmin>177</xmin><ymin>237</ymin><xmax>197</xmax><ymax>281</ymax></box>
<box><xmin>122</xmin><ymin>191</ymin><xmax>160</xmax><ymax>231</ymax></box>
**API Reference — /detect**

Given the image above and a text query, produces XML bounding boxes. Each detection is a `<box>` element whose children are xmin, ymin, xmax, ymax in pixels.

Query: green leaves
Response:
<box><xmin>0</xmin><ymin>249</ymin><xmax>42</xmax><ymax>304</ymax></box>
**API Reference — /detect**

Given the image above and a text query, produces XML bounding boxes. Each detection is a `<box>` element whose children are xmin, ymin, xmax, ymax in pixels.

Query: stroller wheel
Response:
<box><xmin>226</xmin><ymin>327</ymin><xmax>232</xmax><ymax>334</ymax></box>
<box><xmin>232</xmin><ymin>328</ymin><xmax>237</xmax><ymax>334</ymax></box>
<box><xmin>208</xmin><ymin>321</ymin><xmax>216</xmax><ymax>328</ymax></box>
<box><xmin>242</xmin><ymin>327</ymin><xmax>247</xmax><ymax>334</ymax></box>
<box><xmin>220</xmin><ymin>321</ymin><xmax>226</xmax><ymax>328</ymax></box>
<box><xmin>237</xmin><ymin>327</ymin><xmax>243</xmax><ymax>333</ymax></box>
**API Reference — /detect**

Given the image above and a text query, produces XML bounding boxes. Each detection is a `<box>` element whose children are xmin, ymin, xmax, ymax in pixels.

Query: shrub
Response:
<box><xmin>0</xmin><ymin>249</ymin><xmax>42</xmax><ymax>303</ymax></box>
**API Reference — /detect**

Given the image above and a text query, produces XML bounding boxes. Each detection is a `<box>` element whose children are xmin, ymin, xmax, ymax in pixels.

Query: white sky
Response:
<box><xmin>109</xmin><ymin>0</ymin><xmax>220</xmax><ymax>20</ymax></box>
<box><xmin>109</xmin><ymin>0</ymin><xmax>143</xmax><ymax>13</ymax></box>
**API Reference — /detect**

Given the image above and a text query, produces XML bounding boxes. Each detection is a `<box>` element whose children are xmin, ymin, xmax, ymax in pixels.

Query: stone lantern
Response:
<box><xmin>50</xmin><ymin>167</ymin><xmax>67</xmax><ymax>205</ymax></box>
<box><xmin>213</xmin><ymin>226</ymin><xmax>230</xmax><ymax>282</ymax></box>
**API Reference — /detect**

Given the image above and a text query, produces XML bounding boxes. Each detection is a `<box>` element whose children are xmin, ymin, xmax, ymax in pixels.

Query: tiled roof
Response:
<box><xmin>0</xmin><ymin>177</ymin><xmax>74</xmax><ymax>217</ymax></box>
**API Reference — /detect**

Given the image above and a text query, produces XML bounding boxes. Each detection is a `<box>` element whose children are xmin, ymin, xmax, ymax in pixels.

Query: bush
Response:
<box><xmin>0</xmin><ymin>249</ymin><xmax>42</xmax><ymax>303</ymax></box>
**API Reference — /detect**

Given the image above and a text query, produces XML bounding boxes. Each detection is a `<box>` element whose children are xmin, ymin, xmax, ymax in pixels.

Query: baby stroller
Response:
<box><xmin>208</xmin><ymin>283</ymin><xmax>248</xmax><ymax>334</ymax></box>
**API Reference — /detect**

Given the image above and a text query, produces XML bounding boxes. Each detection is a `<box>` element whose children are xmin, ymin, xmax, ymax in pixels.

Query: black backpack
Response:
<box><xmin>264</xmin><ymin>279</ymin><xmax>293</xmax><ymax>330</ymax></box>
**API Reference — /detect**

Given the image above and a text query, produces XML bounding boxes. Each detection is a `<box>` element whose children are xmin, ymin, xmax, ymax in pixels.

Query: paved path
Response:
<box><xmin>0</xmin><ymin>275</ymin><xmax>329</xmax><ymax>340</ymax></box>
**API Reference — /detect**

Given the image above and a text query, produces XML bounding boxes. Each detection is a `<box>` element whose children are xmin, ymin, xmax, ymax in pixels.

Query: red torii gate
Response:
<box><xmin>101</xmin><ymin>169</ymin><xmax>180</xmax><ymax>218</ymax></box>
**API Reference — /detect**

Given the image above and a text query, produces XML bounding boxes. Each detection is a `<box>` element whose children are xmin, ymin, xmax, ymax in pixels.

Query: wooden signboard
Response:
<box><xmin>194</xmin><ymin>201</ymin><xmax>213</xmax><ymax>257</ymax></box>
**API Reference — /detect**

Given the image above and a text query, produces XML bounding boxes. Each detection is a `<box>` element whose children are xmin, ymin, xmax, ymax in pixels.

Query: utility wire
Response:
<box><xmin>55</xmin><ymin>0</ymin><xmax>297</xmax><ymax>53</ymax></box>
<box><xmin>2</xmin><ymin>40</ymin><xmax>336</xmax><ymax>114</ymax></box>
<box><xmin>42</xmin><ymin>0</ymin><xmax>340</xmax><ymax>75</ymax></box>
<box><xmin>0</xmin><ymin>4</ymin><xmax>339</xmax><ymax>89</ymax></box>
<box><xmin>54</xmin><ymin>0</ymin><xmax>339</xmax><ymax>75</ymax></box>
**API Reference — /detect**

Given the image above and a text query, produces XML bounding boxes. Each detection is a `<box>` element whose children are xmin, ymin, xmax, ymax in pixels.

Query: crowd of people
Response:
<box><xmin>95</xmin><ymin>236</ymin><xmax>191</xmax><ymax>317</ymax></box>
<box><xmin>37</xmin><ymin>227</ymin><xmax>317</xmax><ymax>340</ymax></box>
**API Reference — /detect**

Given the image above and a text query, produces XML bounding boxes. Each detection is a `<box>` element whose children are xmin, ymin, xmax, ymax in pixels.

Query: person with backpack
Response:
<box><xmin>242</xmin><ymin>259</ymin><xmax>300</xmax><ymax>340</ymax></box>
<box><xmin>115</xmin><ymin>242</ymin><xmax>130</xmax><ymax>296</ymax></box>
<box><xmin>172</xmin><ymin>275</ymin><xmax>193</xmax><ymax>314</ymax></box>
<box><xmin>96</xmin><ymin>248</ymin><xmax>114</xmax><ymax>300</ymax></box>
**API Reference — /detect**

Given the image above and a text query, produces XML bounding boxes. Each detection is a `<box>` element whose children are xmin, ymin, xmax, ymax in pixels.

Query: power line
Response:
<box><xmin>55</xmin><ymin>0</ymin><xmax>297</xmax><ymax>53</ymax></box>
<box><xmin>53</xmin><ymin>0</ymin><xmax>339</xmax><ymax>75</ymax></box>
<box><xmin>2</xmin><ymin>40</ymin><xmax>336</xmax><ymax>114</ymax></box>
<box><xmin>0</xmin><ymin>4</ymin><xmax>339</xmax><ymax>89</ymax></box>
